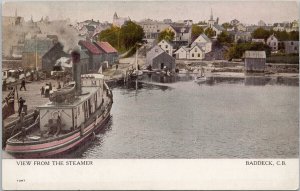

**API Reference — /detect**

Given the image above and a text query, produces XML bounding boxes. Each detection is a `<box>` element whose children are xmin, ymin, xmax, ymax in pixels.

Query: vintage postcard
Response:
<box><xmin>1</xmin><ymin>0</ymin><xmax>299</xmax><ymax>190</ymax></box>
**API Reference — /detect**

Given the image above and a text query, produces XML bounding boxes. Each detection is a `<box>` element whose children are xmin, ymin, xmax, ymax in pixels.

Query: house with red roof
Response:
<box><xmin>78</xmin><ymin>40</ymin><xmax>104</xmax><ymax>72</ymax></box>
<box><xmin>94</xmin><ymin>41</ymin><xmax>118</xmax><ymax>65</ymax></box>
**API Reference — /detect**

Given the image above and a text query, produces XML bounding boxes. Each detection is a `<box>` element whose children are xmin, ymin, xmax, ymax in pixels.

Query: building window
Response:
<box><xmin>165</xmin><ymin>45</ymin><xmax>168</xmax><ymax>48</ymax></box>
<box><xmin>166</xmin><ymin>50</ymin><xmax>169</xmax><ymax>54</ymax></box>
<box><xmin>198</xmin><ymin>53</ymin><xmax>200</xmax><ymax>57</ymax></box>
<box><xmin>291</xmin><ymin>42</ymin><xmax>294</xmax><ymax>45</ymax></box>
<box><xmin>195</xmin><ymin>48</ymin><xmax>197</xmax><ymax>52</ymax></box>
<box><xmin>192</xmin><ymin>53</ymin><xmax>194</xmax><ymax>57</ymax></box>
<box><xmin>273</xmin><ymin>42</ymin><xmax>276</xmax><ymax>46</ymax></box>
<box><xmin>159</xmin><ymin>45</ymin><xmax>161</xmax><ymax>48</ymax></box>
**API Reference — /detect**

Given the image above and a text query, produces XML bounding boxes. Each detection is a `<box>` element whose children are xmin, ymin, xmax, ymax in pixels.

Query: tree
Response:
<box><xmin>225</xmin><ymin>42</ymin><xmax>271</xmax><ymax>60</ymax></box>
<box><xmin>120</xmin><ymin>21</ymin><xmax>144</xmax><ymax>49</ymax></box>
<box><xmin>252</xmin><ymin>27</ymin><xmax>271</xmax><ymax>40</ymax></box>
<box><xmin>217</xmin><ymin>31</ymin><xmax>233</xmax><ymax>44</ymax></box>
<box><xmin>289</xmin><ymin>31</ymin><xmax>299</xmax><ymax>41</ymax></box>
<box><xmin>98</xmin><ymin>21</ymin><xmax>144</xmax><ymax>51</ymax></box>
<box><xmin>98</xmin><ymin>26</ymin><xmax>120</xmax><ymax>49</ymax></box>
<box><xmin>221</xmin><ymin>22</ymin><xmax>233</xmax><ymax>30</ymax></box>
<box><xmin>191</xmin><ymin>24</ymin><xmax>204</xmax><ymax>39</ymax></box>
<box><xmin>204</xmin><ymin>28</ymin><xmax>214</xmax><ymax>38</ymax></box>
<box><xmin>158</xmin><ymin>29</ymin><xmax>175</xmax><ymax>42</ymax></box>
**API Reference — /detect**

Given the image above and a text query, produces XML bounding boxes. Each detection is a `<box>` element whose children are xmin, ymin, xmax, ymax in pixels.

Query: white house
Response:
<box><xmin>189</xmin><ymin>44</ymin><xmax>205</xmax><ymax>60</ymax></box>
<box><xmin>266</xmin><ymin>34</ymin><xmax>278</xmax><ymax>52</ymax></box>
<box><xmin>157</xmin><ymin>40</ymin><xmax>174</xmax><ymax>56</ymax></box>
<box><xmin>174</xmin><ymin>47</ymin><xmax>189</xmax><ymax>59</ymax></box>
<box><xmin>191</xmin><ymin>34</ymin><xmax>212</xmax><ymax>53</ymax></box>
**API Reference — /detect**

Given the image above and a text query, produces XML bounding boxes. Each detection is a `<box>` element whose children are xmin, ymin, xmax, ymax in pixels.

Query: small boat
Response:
<box><xmin>5</xmin><ymin>51</ymin><xmax>113</xmax><ymax>158</ymax></box>
<box><xmin>194</xmin><ymin>67</ymin><xmax>206</xmax><ymax>82</ymax></box>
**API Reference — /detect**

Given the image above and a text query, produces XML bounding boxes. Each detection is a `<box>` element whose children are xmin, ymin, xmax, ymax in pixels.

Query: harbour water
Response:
<box><xmin>66</xmin><ymin>74</ymin><xmax>298</xmax><ymax>159</ymax></box>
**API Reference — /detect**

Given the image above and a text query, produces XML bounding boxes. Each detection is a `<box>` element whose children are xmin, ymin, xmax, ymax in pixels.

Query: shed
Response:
<box><xmin>78</xmin><ymin>40</ymin><xmax>104</xmax><ymax>72</ymax></box>
<box><xmin>244</xmin><ymin>51</ymin><xmax>266</xmax><ymax>73</ymax></box>
<box><xmin>94</xmin><ymin>41</ymin><xmax>118</xmax><ymax>65</ymax></box>
<box><xmin>146</xmin><ymin>45</ymin><xmax>175</xmax><ymax>71</ymax></box>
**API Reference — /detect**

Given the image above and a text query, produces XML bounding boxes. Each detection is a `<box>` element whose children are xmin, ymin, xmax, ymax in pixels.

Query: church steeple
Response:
<box><xmin>113</xmin><ymin>12</ymin><xmax>118</xmax><ymax>19</ymax></box>
<box><xmin>210</xmin><ymin>8</ymin><xmax>213</xmax><ymax>20</ymax></box>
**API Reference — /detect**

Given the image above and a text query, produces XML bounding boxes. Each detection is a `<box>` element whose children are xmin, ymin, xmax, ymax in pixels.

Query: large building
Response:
<box><xmin>138</xmin><ymin>19</ymin><xmax>170</xmax><ymax>40</ymax></box>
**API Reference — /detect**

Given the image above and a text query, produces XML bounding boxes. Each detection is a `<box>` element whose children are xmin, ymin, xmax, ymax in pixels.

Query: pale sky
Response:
<box><xmin>2</xmin><ymin>0</ymin><xmax>299</xmax><ymax>25</ymax></box>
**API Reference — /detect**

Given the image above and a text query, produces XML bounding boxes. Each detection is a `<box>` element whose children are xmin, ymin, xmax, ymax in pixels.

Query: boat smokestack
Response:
<box><xmin>71</xmin><ymin>50</ymin><xmax>82</xmax><ymax>95</ymax></box>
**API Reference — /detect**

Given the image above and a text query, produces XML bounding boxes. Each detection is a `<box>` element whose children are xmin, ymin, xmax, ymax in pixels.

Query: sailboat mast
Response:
<box><xmin>35</xmin><ymin>38</ymin><xmax>38</xmax><ymax>71</ymax></box>
<box><xmin>135</xmin><ymin>47</ymin><xmax>138</xmax><ymax>71</ymax></box>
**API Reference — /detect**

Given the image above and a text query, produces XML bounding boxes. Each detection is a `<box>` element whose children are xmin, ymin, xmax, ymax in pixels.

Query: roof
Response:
<box><xmin>174</xmin><ymin>46</ymin><xmax>189</xmax><ymax>53</ymax></box>
<box><xmin>147</xmin><ymin>45</ymin><xmax>165</xmax><ymax>60</ymax></box>
<box><xmin>244</xmin><ymin>51</ymin><xmax>266</xmax><ymax>59</ymax></box>
<box><xmin>85</xmin><ymin>25</ymin><xmax>95</xmax><ymax>31</ymax></box>
<box><xmin>94</xmin><ymin>41</ymin><xmax>117</xmax><ymax>53</ymax></box>
<box><xmin>23</xmin><ymin>39</ymin><xmax>54</xmax><ymax>56</ymax></box>
<box><xmin>191</xmin><ymin>44</ymin><xmax>205</xmax><ymax>52</ymax></box>
<box><xmin>158</xmin><ymin>39</ymin><xmax>174</xmax><ymax>47</ymax></box>
<box><xmin>170</xmin><ymin>24</ymin><xmax>191</xmax><ymax>33</ymax></box>
<box><xmin>213</xmin><ymin>24</ymin><xmax>225</xmax><ymax>31</ymax></box>
<box><xmin>200</xmin><ymin>33</ymin><xmax>211</xmax><ymax>42</ymax></box>
<box><xmin>78</xmin><ymin>40</ymin><xmax>103</xmax><ymax>54</ymax></box>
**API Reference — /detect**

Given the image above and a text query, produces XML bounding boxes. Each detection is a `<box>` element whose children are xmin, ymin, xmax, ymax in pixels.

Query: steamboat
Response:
<box><xmin>5</xmin><ymin>51</ymin><xmax>113</xmax><ymax>158</ymax></box>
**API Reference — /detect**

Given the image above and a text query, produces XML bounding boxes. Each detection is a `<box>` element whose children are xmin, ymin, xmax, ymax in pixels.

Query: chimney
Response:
<box><xmin>71</xmin><ymin>50</ymin><xmax>82</xmax><ymax>95</ymax></box>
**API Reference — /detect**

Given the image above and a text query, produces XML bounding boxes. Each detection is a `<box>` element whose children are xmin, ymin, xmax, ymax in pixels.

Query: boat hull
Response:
<box><xmin>5</xmin><ymin>104</ymin><xmax>112</xmax><ymax>158</ymax></box>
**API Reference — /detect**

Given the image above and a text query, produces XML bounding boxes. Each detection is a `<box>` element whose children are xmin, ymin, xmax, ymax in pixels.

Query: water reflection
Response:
<box><xmin>137</xmin><ymin>73</ymin><xmax>299</xmax><ymax>87</ymax></box>
<box><xmin>197</xmin><ymin>76</ymin><xmax>297</xmax><ymax>86</ymax></box>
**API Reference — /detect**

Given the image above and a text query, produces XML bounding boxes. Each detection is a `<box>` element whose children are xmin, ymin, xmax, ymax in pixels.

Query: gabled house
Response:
<box><xmin>189</xmin><ymin>44</ymin><xmax>205</xmax><ymax>60</ymax></box>
<box><xmin>157</xmin><ymin>40</ymin><xmax>174</xmax><ymax>56</ymax></box>
<box><xmin>78</xmin><ymin>40</ymin><xmax>104</xmax><ymax>72</ymax></box>
<box><xmin>146</xmin><ymin>45</ymin><xmax>176</xmax><ymax>71</ymax></box>
<box><xmin>191</xmin><ymin>33</ymin><xmax>212</xmax><ymax>53</ymax></box>
<box><xmin>94</xmin><ymin>41</ymin><xmax>118</xmax><ymax>65</ymax></box>
<box><xmin>79</xmin><ymin>25</ymin><xmax>95</xmax><ymax>38</ymax></box>
<box><xmin>266</xmin><ymin>34</ymin><xmax>278</xmax><ymax>52</ymax></box>
<box><xmin>168</xmin><ymin>24</ymin><xmax>192</xmax><ymax>45</ymax></box>
<box><xmin>174</xmin><ymin>46</ymin><xmax>189</xmax><ymax>59</ymax></box>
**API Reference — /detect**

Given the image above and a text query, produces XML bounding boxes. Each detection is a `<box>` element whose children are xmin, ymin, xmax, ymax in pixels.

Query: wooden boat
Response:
<box><xmin>5</xmin><ymin>74</ymin><xmax>113</xmax><ymax>158</ymax></box>
<box><xmin>5</xmin><ymin>51</ymin><xmax>113</xmax><ymax>158</ymax></box>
